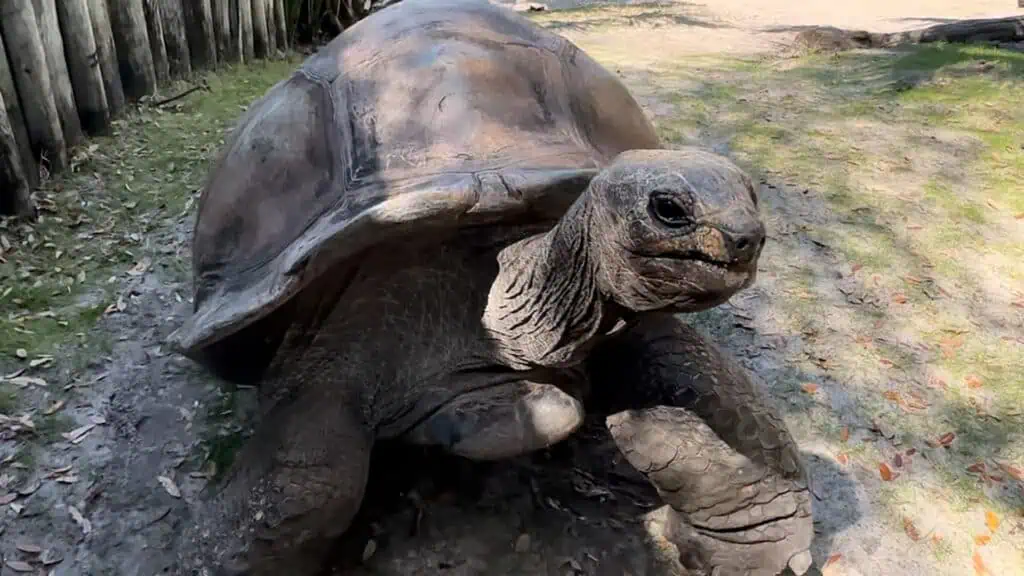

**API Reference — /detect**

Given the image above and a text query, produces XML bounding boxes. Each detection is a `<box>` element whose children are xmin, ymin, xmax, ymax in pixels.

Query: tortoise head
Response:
<box><xmin>586</xmin><ymin>148</ymin><xmax>765</xmax><ymax>313</ymax></box>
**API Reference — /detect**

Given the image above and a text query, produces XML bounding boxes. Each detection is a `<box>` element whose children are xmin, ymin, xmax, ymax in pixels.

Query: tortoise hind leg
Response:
<box><xmin>403</xmin><ymin>380</ymin><xmax>585</xmax><ymax>460</ymax></box>
<box><xmin>183</xmin><ymin>387</ymin><xmax>373</xmax><ymax>576</ymax></box>
<box><xmin>587</xmin><ymin>315</ymin><xmax>814</xmax><ymax>576</ymax></box>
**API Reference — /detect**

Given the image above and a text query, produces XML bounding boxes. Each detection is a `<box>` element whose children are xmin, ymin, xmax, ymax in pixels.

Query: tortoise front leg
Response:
<box><xmin>182</xmin><ymin>386</ymin><xmax>373</xmax><ymax>576</ymax></box>
<box><xmin>587</xmin><ymin>315</ymin><xmax>814</xmax><ymax>576</ymax></box>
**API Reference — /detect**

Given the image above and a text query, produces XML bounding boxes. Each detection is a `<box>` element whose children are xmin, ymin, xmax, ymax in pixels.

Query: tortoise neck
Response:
<box><xmin>483</xmin><ymin>196</ymin><xmax>622</xmax><ymax>369</ymax></box>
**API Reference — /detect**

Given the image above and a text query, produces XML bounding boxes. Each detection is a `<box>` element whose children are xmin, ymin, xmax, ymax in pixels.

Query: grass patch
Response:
<box><xmin>0</xmin><ymin>58</ymin><xmax>300</xmax><ymax>369</ymax></box>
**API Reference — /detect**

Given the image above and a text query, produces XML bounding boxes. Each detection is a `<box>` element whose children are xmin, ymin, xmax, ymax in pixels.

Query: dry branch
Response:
<box><xmin>796</xmin><ymin>16</ymin><xmax>1024</xmax><ymax>51</ymax></box>
<box><xmin>0</xmin><ymin>32</ymin><xmax>38</xmax><ymax>187</ymax></box>
<box><xmin>88</xmin><ymin>0</ymin><xmax>127</xmax><ymax>116</ymax></box>
<box><xmin>0</xmin><ymin>0</ymin><xmax>68</xmax><ymax>172</ymax></box>
<box><xmin>55</xmin><ymin>0</ymin><xmax>111</xmax><ymax>135</ymax></box>
<box><xmin>33</xmin><ymin>0</ymin><xmax>85</xmax><ymax>147</ymax></box>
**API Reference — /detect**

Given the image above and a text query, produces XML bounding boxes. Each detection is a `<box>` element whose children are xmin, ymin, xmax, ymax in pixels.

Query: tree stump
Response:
<box><xmin>87</xmin><ymin>0</ymin><xmax>127</xmax><ymax>117</ymax></box>
<box><xmin>273</xmin><ymin>0</ymin><xmax>288</xmax><ymax>52</ymax></box>
<box><xmin>239</xmin><ymin>0</ymin><xmax>255</xmax><ymax>62</ymax></box>
<box><xmin>251</xmin><ymin>0</ymin><xmax>269</xmax><ymax>58</ymax></box>
<box><xmin>0</xmin><ymin>0</ymin><xmax>68</xmax><ymax>172</ymax></box>
<box><xmin>143</xmin><ymin>0</ymin><xmax>171</xmax><ymax>85</ymax></box>
<box><xmin>0</xmin><ymin>32</ymin><xmax>38</xmax><ymax>188</ymax></box>
<box><xmin>108</xmin><ymin>0</ymin><xmax>157</xmax><ymax>100</ymax></box>
<box><xmin>183</xmin><ymin>0</ymin><xmax>217</xmax><ymax>70</ymax></box>
<box><xmin>55</xmin><ymin>0</ymin><xmax>111</xmax><ymax>135</ymax></box>
<box><xmin>160</xmin><ymin>0</ymin><xmax>192</xmax><ymax>78</ymax></box>
<box><xmin>0</xmin><ymin>91</ymin><xmax>34</xmax><ymax>218</ymax></box>
<box><xmin>32</xmin><ymin>0</ymin><xmax>85</xmax><ymax>148</ymax></box>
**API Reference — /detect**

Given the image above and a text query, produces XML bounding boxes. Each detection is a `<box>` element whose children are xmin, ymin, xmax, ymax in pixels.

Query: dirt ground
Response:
<box><xmin>2</xmin><ymin>1</ymin><xmax>1023</xmax><ymax>575</ymax></box>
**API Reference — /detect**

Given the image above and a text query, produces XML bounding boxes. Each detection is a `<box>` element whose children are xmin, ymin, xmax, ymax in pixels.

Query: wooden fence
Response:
<box><xmin>0</xmin><ymin>0</ymin><xmax>291</xmax><ymax>217</ymax></box>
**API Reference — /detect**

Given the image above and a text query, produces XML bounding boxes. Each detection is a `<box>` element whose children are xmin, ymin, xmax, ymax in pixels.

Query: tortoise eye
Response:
<box><xmin>648</xmin><ymin>191</ymin><xmax>690</xmax><ymax>228</ymax></box>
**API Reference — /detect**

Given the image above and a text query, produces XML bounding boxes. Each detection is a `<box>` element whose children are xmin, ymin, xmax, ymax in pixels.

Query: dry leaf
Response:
<box><xmin>879</xmin><ymin>358</ymin><xmax>894</xmax><ymax>367</ymax></box>
<box><xmin>891</xmin><ymin>293</ymin><xmax>907</xmax><ymax>304</ymax></box>
<box><xmin>836</xmin><ymin>452</ymin><xmax>849</xmax><ymax>465</ymax></box>
<box><xmin>938</xmin><ymin>432</ymin><xmax>956</xmax><ymax>446</ymax></box>
<box><xmin>6</xmin><ymin>376</ymin><xmax>46</xmax><ymax>388</ymax></box>
<box><xmin>15</xmin><ymin>348</ymin><xmax>27</xmax><ymax>359</ymax></box>
<box><xmin>967</xmin><ymin>462</ymin><xmax>987</xmax><ymax>474</ymax></box>
<box><xmin>801</xmin><ymin>383</ymin><xmax>819</xmax><ymax>394</ymax></box>
<box><xmin>1004</xmin><ymin>464</ymin><xmax>1023</xmax><ymax>481</ymax></box>
<box><xmin>893</xmin><ymin>453</ymin><xmax>904</xmax><ymax>468</ymax></box>
<box><xmin>973</xmin><ymin>550</ymin><xmax>988</xmax><ymax>575</ymax></box>
<box><xmin>0</xmin><ymin>492</ymin><xmax>16</xmax><ymax>505</ymax></box>
<box><xmin>879</xmin><ymin>462</ymin><xmax>896</xmax><ymax>481</ymax></box>
<box><xmin>5</xmin><ymin>560</ymin><xmax>34</xmax><ymax>573</ymax></box>
<box><xmin>883</xmin><ymin>390</ymin><xmax>901</xmax><ymax>403</ymax></box>
<box><xmin>62</xmin><ymin>424</ymin><xmax>95</xmax><ymax>444</ymax></box>
<box><xmin>825</xmin><ymin>553</ymin><xmax>842</xmax><ymax>567</ymax></box>
<box><xmin>840</xmin><ymin>426</ymin><xmax>850</xmax><ymax>442</ymax></box>
<box><xmin>902</xmin><ymin>516</ymin><xmax>920</xmax><ymax>541</ymax></box>
<box><xmin>974</xmin><ymin>534</ymin><xmax>991</xmax><ymax>546</ymax></box>
<box><xmin>966</xmin><ymin>375</ymin><xmax>983</xmax><ymax>389</ymax></box>
<box><xmin>15</xmin><ymin>542</ymin><xmax>41</xmax><ymax>554</ymax></box>
<box><xmin>69</xmin><ymin>505</ymin><xmax>92</xmax><ymax>534</ymax></box>
<box><xmin>44</xmin><ymin>400</ymin><xmax>65</xmax><ymax>415</ymax></box>
<box><xmin>985</xmin><ymin>510</ymin><xmax>1000</xmax><ymax>532</ymax></box>
<box><xmin>158</xmin><ymin>475</ymin><xmax>181</xmax><ymax>498</ymax></box>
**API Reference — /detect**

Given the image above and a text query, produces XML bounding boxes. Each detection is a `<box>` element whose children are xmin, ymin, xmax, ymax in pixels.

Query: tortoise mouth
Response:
<box><xmin>660</xmin><ymin>255</ymin><xmax>758</xmax><ymax>312</ymax></box>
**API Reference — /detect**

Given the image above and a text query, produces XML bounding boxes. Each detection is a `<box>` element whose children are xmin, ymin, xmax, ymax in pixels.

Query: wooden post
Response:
<box><xmin>273</xmin><ymin>0</ymin><xmax>287</xmax><ymax>52</ymax></box>
<box><xmin>183</xmin><ymin>0</ymin><xmax>217</xmax><ymax>70</ymax></box>
<box><xmin>0</xmin><ymin>0</ymin><xmax>68</xmax><ymax>172</ymax></box>
<box><xmin>88</xmin><ymin>0</ymin><xmax>127</xmax><ymax>116</ymax></box>
<box><xmin>0</xmin><ymin>33</ymin><xmax>37</xmax><ymax>188</ymax></box>
<box><xmin>0</xmin><ymin>92</ymin><xmax>34</xmax><ymax>218</ymax></box>
<box><xmin>32</xmin><ymin>0</ymin><xmax>85</xmax><ymax>148</ymax></box>
<box><xmin>142</xmin><ymin>0</ymin><xmax>171</xmax><ymax>85</ymax></box>
<box><xmin>251</xmin><ymin>0</ymin><xmax>269</xmax><ymax>59</ymax></box>
<box><xmin>212</xmin><ymin>0</ymin><xmax>231</xmax><ymax>62</ymax></box>
<box><xmin>55</xmin><ymin>0</ymin><xmax>111</xmax><ymax>135</ymax></box>
<box><xmin>264</xmin><ymin>0</ymin><xmax>277</xmax><ymax>56</ymax></box>
<box><xmin>239</xmin><ymin>0</ymin><xmax>254</xmax><ymax>63</ymax></box>
<box><xmin>160</xmin><ymin>0</ymin><xmax>192</xmax><ymax>78</ymax></box>
<box><xmin>108</xmin><ymin>0</ymin><xmax>157</xmax><ymax>100</ymax></box>
<box><xmin>227</xmin><ymin>0</ymin><xmax>242</xmax><ymax>63</ymax></box>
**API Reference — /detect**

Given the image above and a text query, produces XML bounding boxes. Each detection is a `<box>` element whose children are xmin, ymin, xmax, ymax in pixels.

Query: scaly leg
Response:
<box><xmin>587</xmin><ymin>314</ymin><xmax>814</xmax><ymax>576</ymax></box>
<box><xmin>182</xmin><ymin>386</ymin><xmax>373</xmax><ymax>576</ymax></box>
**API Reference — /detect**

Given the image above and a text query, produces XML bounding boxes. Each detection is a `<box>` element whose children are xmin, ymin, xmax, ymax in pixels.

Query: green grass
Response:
<box><xmin>0</xmin><ymin>57</ymin><xmax>300</xmax><ymax>370</ymax></box>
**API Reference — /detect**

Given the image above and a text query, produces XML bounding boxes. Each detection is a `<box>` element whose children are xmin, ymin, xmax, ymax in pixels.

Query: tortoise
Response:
<box><xmin>167</xmin><ymin>0</ymin><xmax>814</xmax><ymax>574</ymax></box>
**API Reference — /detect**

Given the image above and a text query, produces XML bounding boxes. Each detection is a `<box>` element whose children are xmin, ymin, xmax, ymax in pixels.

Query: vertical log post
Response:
<box><xmin>88</xmin><ymin>0</ymin><xmax>127</xmax><ymax>116</ymax></box>
<box><xmin>55</xmin><ymin>0</ymin><xmax>111</xmax><ymax>135</ymax></box>
<box><xmin>212</xmin><ymin>0</ymin><xmax>231</xmax><ymax>63</ymax></box>
<box><xmin>0</xmin><ymin>32</ymin><xmax>38</xmax><ymax>188</ymax></box>
<box><xmin>273</xmin><ymin>0</ymin><xmax>288</xmax><ymax>52</ymax></box>
<box><xmin>0</xmin><ymin>0</ymin><xmax>68</xmax><ymax>172</ymax></box>
<box><xmin>183</xmin><ymin>0</ymin><xmax>217</xmax><ymax>70</ymax></box>
<box><xmin>0</xmin><ymin>92</ymin><xmax>34</xmax><ymax>218</ymax></box>
<box><xmin>32</xmin><ymin>0</ymin><xmax>85</xmax><ymax>148</ymax></box>
<box><xmin>160</xmin><ymin>0</ymin><xmax>192</xmax><ymax>78</ymax></box>
<box><xmin>142</xmin><ymin>0</ymin><xmax>171</xmax><ymax>85</ymax></box>
<box><xmin>239</xmin><ymin>0</ymin><xmax>254</xmax><ymax>63</ymax></box>
<box><xmin>250</xmin><ymin>0</ymin><xmax>269</xmax><ymax>59</ymax></box>
<box><xmin>228</xmin><ymin>0</ymin><xmax>242</xmax><ymax>63</ymax></box>
<box><xmin>264</xmin><ymin>0</ymin><xmax>277</xmax><ymax>57</ymax></box>
<box><xmin>108</xmin><ymin>0</ymin><xmax>157</xmax><ymax>100</ymax></box>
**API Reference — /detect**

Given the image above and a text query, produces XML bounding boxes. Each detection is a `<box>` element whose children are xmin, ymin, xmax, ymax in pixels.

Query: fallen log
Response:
<box><xmin>0</xmin><ymin>83</ymin><xmax>34</xmax><ymax>217</ymax></box>
<box><xmin>795</xmin><ymin>16</ymin><xmax>1024</xmax><ymax>51</ymax></box>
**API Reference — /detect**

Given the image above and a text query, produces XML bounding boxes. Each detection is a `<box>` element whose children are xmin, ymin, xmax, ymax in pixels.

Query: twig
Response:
<box><xmin>152</xmin><ymin>86</ymin><xmax>206</xmax><ymax>108</ymax></box>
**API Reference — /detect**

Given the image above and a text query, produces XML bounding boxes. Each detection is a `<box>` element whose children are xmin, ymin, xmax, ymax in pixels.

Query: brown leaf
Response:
<box><xmin>985</xmin><ymin>510</ymin><xmax>1000</xmax><ymax>532</ymax></box>
<box><xmin>893</xmin><ymin>453</ymin><xmax>904</xmax><ymax>468</ymax></box>
<box><xmin>906</xmin><ymin>448</ymin><xmax>917</xmax><ymax>456</ymax></box>
<box><xmin>15</xmin><ymin>542</ymin><xmax>41</xmax><ymax>554</ymax></box>
<box><xmin>940</xmin><ymin>335</ymin><xmax>963</xmax><ymax>358</ymax></box>
<box><xmin>974</xmin><ymin>534</ymin><xmax>991</xmax><ymax>546</ymax></box>
<box><xmin>879</xmin><ymin>462</ymin><xmax>896</xmax><ymax>481</ymax></box>
<box><xmin>851</xmin><ymin>263</ymin><xmax>862</xmax><ymax>273</ymax></box>
<box><xmin>973</xmin><ymin>550</ymin><xmax>988</xmax><ymax>575</ymax></box>
<box><xmin>5</xmin><ymin>561</ymin><xmax>34</xmax><ymax>573</ymax></box>
<box><xmin>902</xmin><ymin>516</ymin><xmax>920</xmax><ymax>540</ymax></box>
<box><xmin>836</xmin><ymin>452</ymin><xmax>849</xmax><ymax>465</ymax></box>
<box><xmin>801</xmin><ymin>383</ymin><xmax>819</xmax><ymax>394</ymax></box>
<box><xmin>967</xmin><ymin>462</ymin><xmax>987</xmax><ymax>474</ymax></box>
<box><xmin>1014</xmin><ymin>212</ymin><xmax>1024</xmax><ymax>220</ymax></box>
<box><xmin>879</xmin><ymin>358</ymin><xmax>894</xmax><ymax>367</ymax></box>
<box><xmin>0</xmin><ymin>492</ymin><xmax>17</xmax><ymax>505</ymax></box>
<box><xmin>965</xmin><ymin>375</ymin><xmax>983</xmax><ymax>389</ymax></box>
<box><xmin>938</xmin><ymin>432</ymin><xmax>956</xmax><ymax>446</ymax></box>
<box><xmin>1005</xmin><ymin>464</ymin><xmax>1023</xmax><ymax>481</ymax></box>
<box><xmin>825</xmin><ymin>553</ymin><xmax>842</xmax><ymax>567</ymax></box>
<box><xmin>903</xmin><ymin>275</ymin><xmax>922</xmax><ymax>285</ymax></box>
<box><xmin>891</xmin><ymin>292</ymin><xmax>907</xmax><ymax>304</ymax></box>
<box><xmin>883</xmin><ymin>390</ymin><xmax>901</xmax><ymax>403</ymax></box>
<box><xmin>840</xmin><ymin>426</ymin><xmax>850</xmax><ymax>442</ymax></box>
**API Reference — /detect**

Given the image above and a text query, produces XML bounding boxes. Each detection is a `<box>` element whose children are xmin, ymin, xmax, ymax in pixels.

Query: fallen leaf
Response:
<box><xmin>985</xmin><ymin>510</ymin><xmax>1000</xmax><ymax>532</ymax></box>
<box><xmin>903</xmin><ymin>275</ymin><xmax>922</xmax><ymax>285</ymax></box>
<box><xmin>966</xmin><ymin>375</ymin><xmax>983</xmax><ymax>389</ymax></box>
<box><xmin>15</xmin><ymin>542</ymin><xmax>41</xmax><ymax>554</ymax></box>
<box><xmin>6</xmin><ymin>375</ymin><xmax>46</xmax><ymax>388</ymax></box>
<box><xmin>836</xmin><ymin>452</ymin><xmax>849</xmax><ymax>465</ymax></box>
<box><xmin>68</xmin><ymin>505</ymin><xmax>92</xmax><ymax>534</ymax></box>
<box><xmin>968</xmin><ymin>462</ymin><xmax>987</xmax><ymax>474</ymax></box>
<box><xmin>44</xmin><ymin>400</ymin><xmax>65</xmax><ymax>415</ymax></box>
<box><xmin>801</xmin><ymin>383</ymin><xmax>819</xmax><ymax>394</ymax></box>
<box><xmin>891</xmin><ymin>292</ymin><xmax>907</xmax><ymax>304</ymax></box>
<box><xmin>879</xmin><ymin>462</ymin><xmax>896</xmax><ymax>481</ymax></box>
<box><xmin>840</xmin><ymin>426</ymin><xmax>850</xmax><ymax>442</ymax></box>
<box><xmin>893</xmin><ymin>453</ymin><xmax>904</xmax><ymax>468</ymax></box>
<box><xmin>883</xmin><ymin>390</ymin><xmax>901</xmax><ymax>403</ymax></box>
<box><xmin>973</xmin><ymin>550</ymin><xmax>988</xmax><ymax>575</ymax></box>
<box><xmin>1004</xmin><ymin>464</ymin><xmax>1023</xmax><ymax>481</ymax></box>
<box><xmin>15</xmin><ymin>348</ymin><xmax>27</xmax><ymax>359</ymax></box>
<box><xmin>906</xmin><ymin>448</ymin><xmax>917</xmax><ymax>456</ymax></box>
<box><xmin>938</xmin><ymin>432</ymin><xmax>956</xmax><ymax>446</ymax></box>
<box><xmin>1015</xmin><ymin>212</ymin><xmax>1024</xmax><ymax>220</ymax></box>
<box><xmin>879</xmin><ymin>358</ymin><xmax>894</xmax><ymax>367</ymax></box>
<box><xmin>158</xmin><ymin>475</ymin><xmax>181</xmax><ymax>498</ymax></box>
<box><xmin>0</xmin><ymin>492</ymin><xmax>16</xmax><ymax>505</ymax></box>
<box><xmin>974</xmin><ymin>534</ymin><xmax>991</xmax><ymax>546</ymax></box>
<box><xmin>903</xmin><ymin>516</ymin><xmax>920</xmax><ymax>541</ymax></box>
<box><xmin>61</xmin><ymin>423</ymin><xmax>95</xmax><ymax>444</ymax></box>
<box><xmin>5</xmin><ymin>560</ymin><xmax>34</xmax><ymax>573</ymax></box>
<box><xmin>825</xmin><ymin>553</ymin><xmax>842</xmax><ymax>567</ymax></box>
<box><xmin>362</xmin><ymin>538</ymin><xmax>377</xmax><ymax>561</ymax></box>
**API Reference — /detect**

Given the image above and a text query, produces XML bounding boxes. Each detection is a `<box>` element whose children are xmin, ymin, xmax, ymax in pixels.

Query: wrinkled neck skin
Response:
<box><xmin>483</xmin><ymin>196</ymin><xmax>629</xmax><ymax>370</ymax></box>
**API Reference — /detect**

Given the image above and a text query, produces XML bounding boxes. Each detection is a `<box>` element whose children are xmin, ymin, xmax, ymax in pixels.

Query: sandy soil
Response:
<box><xmin>1</xmin><ymin>1</ymin><xmax>1022</xmax><ymax>575</ymax></box>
